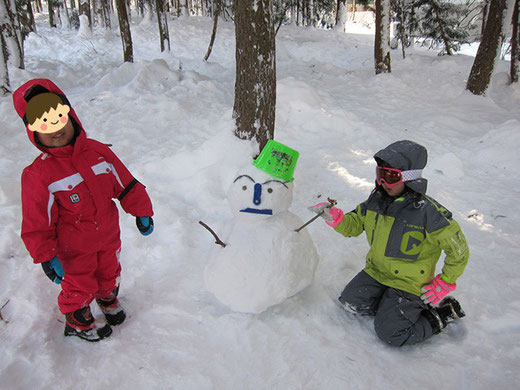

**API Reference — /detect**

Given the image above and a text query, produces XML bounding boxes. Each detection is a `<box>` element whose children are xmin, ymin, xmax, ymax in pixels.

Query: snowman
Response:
<box><xmin>204</xmin><ymin>140</ymin><xmax>319</xmax><ymax>314</ymax></box>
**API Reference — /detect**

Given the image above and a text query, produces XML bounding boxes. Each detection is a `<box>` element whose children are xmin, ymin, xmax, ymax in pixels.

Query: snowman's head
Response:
<box><xmin>227</xmin><ymin>165</ymin><xmax>294</xmax><ymax>221</ymax></box>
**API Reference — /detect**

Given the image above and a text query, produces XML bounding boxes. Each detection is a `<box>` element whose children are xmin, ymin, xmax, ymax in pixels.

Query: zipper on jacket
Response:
<box><xmin>370</xmin><ymin>213</ymin><xmax>379</xmax><ymax>246</ymax></box>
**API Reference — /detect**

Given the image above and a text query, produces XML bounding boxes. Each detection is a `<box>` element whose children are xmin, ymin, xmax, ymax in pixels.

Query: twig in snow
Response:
<box><xmin>0</xmin><ymin>300</ymin><xmax>10</xmax><ymax>323</ymax></box>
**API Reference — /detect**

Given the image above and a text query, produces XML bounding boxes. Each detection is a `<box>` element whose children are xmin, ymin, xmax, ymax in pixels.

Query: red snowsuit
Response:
<box><xmin>14</xmin><ymin>79</ymin><xmax>154</xmax><ymax>314</ymax></box>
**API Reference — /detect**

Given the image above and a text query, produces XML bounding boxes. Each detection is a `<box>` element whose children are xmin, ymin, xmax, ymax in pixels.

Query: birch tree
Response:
<box><xmin>466</xmin><ymin>0</ymin><xmax>509</xmax><ymax>95</ymax></box>
<box><xmin>375</xmin><ymin>0</ymin><xmax>391</xmax><ymax>74</ymax></box>
<box><xmin>115</xmin><ymin>0</ymin><xmax>133</xmax><ymax>62</ymax></box>
<box><xmin>233</xmin><ymin>0</ymin><xmax>276</xmax><ymax>152</ymax></box>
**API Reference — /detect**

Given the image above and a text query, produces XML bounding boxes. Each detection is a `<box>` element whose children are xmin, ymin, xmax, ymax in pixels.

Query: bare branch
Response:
<box><xmin>199</xmin><ymin>221</ymin><xmax>226</xmax><ymax>248</ymax></box>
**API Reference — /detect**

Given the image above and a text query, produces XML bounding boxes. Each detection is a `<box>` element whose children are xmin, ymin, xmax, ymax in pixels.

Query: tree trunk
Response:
<box><xmin>374</xmin><ymin>0</ymin><xmax>391</xmax><ymax>74</ymax></box>
<box><xmin>156</xmin><ymin>0</ymin><xmax>170</xmax><ymax>52</ymax></box>
<box><xmin>100</xmin><ymin>0</ymin><xmax>111</xmax><ymax>28</ymax></box>
<box><xmin>511</xmin><ymin>0</ymin><xmax>520</xmax><ymax>83</ymax></box>
<box><xmin>79</xmin><ymin>0</ymin><xmax>92</xmax><ymax>27</ymax></box>
<box><xmin>115</xmin><ymin>0</ymin><xmax>133</xmax><ymax>62</ymax></box>
<box><xmin>336</xmin><ymin>0</ymin><xmax>347</xmax><ymax>31</ymax></box>
<box><xmin>48</xmin><ymin>0</ymin><xmax>56</xmax><ymax>27</ymax></box>
<box><xmin>431</xmin><ymin>0</ymin><xmax>453</xmax><ymax>55</ymax></box>
<box><xmin>233</xmin><ymin>0</ymin><xmax>276</xmax><ymax>152</ymax></box>
<box><xmin>27</xmin><ymin>0</ymin><xmax>37</xmax><ymax>33</ymax></box>
<box><xmin>0</xmin><ymin>31</ymin><xmax>9</xmax><ymax>94</ymax></box>
<box><xmin>203</xmin><ymin>0</ymin><xmax>221</xmax><ymax>61</ymax></box>
<box><xmin>481</xmin><ymin>0</ymin><xmax>490</xmax><ymax>38</ymax></box>
<box><xmin>0</xmin><ymin>0</ymin><xmax>23</xmax><ymax>68</ymax></box>
<box><xmin>466</xmin><ymin>0</ymin><xmax>508</xmax><ymax>95</ymax></box>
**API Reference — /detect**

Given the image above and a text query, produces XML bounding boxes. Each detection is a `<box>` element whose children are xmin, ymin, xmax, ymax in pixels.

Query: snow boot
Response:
<box><xmin>64</xmin><ymin>306</ymin><xmax>112</xmax><ymax>342</ymax></box>
<box><xmin>96</xmin><ymin>288</ymin><xmax>126</xmax><ymax>326</ymax></box>
<box><xmin>423</xmin><ymin>296</ymin><xmax>465</xmax><ymax>334</ymax></box>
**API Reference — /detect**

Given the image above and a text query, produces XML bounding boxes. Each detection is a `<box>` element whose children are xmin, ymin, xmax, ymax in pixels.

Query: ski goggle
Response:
<box><xmin>376</xmin><ymin>167</ymin><xmax>423</xmax><ymax>187</ymax></box>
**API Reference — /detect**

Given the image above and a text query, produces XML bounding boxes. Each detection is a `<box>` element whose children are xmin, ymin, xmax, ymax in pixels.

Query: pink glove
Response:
<box><xmin>421</xmin><ymin>274</ymin><xmax>456</xmax><ymax>307</ymax></box>
<box><xmin>309</xmin><ymin>203</ymin><xmax>344</xmax><ymax>227</ymax></box>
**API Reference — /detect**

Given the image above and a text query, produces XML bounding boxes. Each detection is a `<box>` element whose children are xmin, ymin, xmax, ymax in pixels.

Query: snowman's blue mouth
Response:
<box><xmin>240</xmin><ymin>208</ymin><xmax>273</xmax><ymax>215</ymax></box>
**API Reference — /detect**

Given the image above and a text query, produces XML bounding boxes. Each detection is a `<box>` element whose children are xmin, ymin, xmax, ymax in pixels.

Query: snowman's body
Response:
<box><xmin>204</xmin><ymin>165</ymin><xmax>319</xmax><ymax>314</ymax></box>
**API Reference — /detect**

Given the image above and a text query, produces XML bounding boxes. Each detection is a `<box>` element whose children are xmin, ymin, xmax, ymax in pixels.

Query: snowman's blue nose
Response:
<box><xmin>253</xmin><ymin>183</ymin><xmax>262</xmax><ymax>205</ymax></box>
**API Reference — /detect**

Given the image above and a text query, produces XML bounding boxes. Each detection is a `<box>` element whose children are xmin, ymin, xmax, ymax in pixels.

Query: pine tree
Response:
<box><xmin>412</xmin><ymin>0</ymin><xmax>470</xmax><ymax>55</ymax></box>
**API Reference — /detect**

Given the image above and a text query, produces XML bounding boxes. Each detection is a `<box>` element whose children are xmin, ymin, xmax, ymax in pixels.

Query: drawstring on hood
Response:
<box><xmin>374</xmin><ymin>140</ymin><xmax>428</xmax><ymax>195</ymax></box>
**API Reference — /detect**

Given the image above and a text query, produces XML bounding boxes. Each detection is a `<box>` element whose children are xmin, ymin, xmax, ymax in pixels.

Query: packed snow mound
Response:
<box><xmin>204</xmin><ymin>212</ymin><xmax>319</xmax><ymax>314</ymax></box>
<box><xmin>430</xmin><ymin>153</ymin><xmax>465</xmax><ymax>179</ymax></box>
<box><xmin>96</xmin><ymin>59</ymin><xmax>182</xmax><ymax>93</ymax></box>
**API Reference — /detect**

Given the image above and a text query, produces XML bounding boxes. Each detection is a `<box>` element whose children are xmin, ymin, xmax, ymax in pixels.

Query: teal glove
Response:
<box><xmin>136</xmin><ymin>216</ymin><xmax>154</xmax><ymax>236</ymax></box>
<box><xmin>41</xmin><ymin>256</ymin><xmax>65</xmax><ymax>284</ymax></box>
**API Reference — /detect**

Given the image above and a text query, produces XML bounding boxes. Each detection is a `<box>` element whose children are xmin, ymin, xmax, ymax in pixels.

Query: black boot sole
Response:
<box><xmin>64</xmin><ymin>323</ymin><xmax>113</xmax><ymax>342</ymax></box>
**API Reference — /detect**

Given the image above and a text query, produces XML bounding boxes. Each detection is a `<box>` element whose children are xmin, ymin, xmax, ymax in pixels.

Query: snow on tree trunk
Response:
<box><xmin>0</xmin><ymin>23</ymin><xmax>10</xmax><ymax>94</ymax></box>
<box><xmin>466</xmin><ymin>0</ymin><xmax>509</xmax><ymax>95</ymax></box>
<box><xmin>156</xmin><ymin>0</ymin><xmax>170</xmax><ymax>52</ymax></box>
<box><xmin>77</xmin><ymin>13</ymin><xmax>92</xmax><ymax>37</ymax></box>
<box><xmin>233</xmin><ymin>0</ymin><xmax>276</xmax><ymax>152</ymax></box>
<box><xmin>60</xmin><ymin>0</ymin><xmax>71</xmax><ymax>29</ymax></box>
<box><xmin>511</xmin><ymin>0</ymin><xmax>520</xmax><ymax>83</ymax></box>
<box><xmin>79</xmin><ymin>0</ymin><xmax>91</xmax><ymax>27</ymax></box>
<box><xmin>375</xmin><ymin>0</ymin><xmax>391</xmax><ymax>74</ymax></box>
<box><xmin>0</xmin><ymin>0</ymin><xmax>23</xmax><ymax>69</ymax></box>
<box><xmin>335</xmin><ymin>0</ymin><xmax>347</xmax><ymax>32</ymax></box>
<box><xmin>115</xmin><ymin>0</ymin><xmax>133</xmax><ymax>62</ymax></box>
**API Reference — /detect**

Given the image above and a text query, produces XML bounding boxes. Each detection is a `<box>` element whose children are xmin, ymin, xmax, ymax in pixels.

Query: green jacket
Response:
<box><xmin>334</xmin><ymin>190</ymin><xmax>469</xmax><ymax>296</ymax></box>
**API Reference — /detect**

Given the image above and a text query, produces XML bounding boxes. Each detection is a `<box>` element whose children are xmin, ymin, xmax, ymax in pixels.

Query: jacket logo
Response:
<box><xmin>400</xmin><ymin>231</ymin><xmax>424</xmax><ymax>256</ymax></box>
<box><xmin>70</xmin><ymin>194</ymin><xmax>81</xmax><ymax>203</ymax></box>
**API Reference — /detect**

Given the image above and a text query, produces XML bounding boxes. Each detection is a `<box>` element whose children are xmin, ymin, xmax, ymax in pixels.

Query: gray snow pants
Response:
<box><xmin>339</xmin><ymin>270</ymin><xmax>434</xmax><ymax>347</ymax></box>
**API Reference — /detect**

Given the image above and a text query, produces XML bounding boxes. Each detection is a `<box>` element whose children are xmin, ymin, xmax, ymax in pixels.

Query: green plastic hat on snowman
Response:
<box><xmin>253</xmin><ymin>140</ymin><xmax>299</xmax><ymax>182</ymax></box>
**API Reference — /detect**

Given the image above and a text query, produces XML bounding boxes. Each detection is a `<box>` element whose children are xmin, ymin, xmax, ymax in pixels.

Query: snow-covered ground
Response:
<box><xmin>1</xmin><ymin>12</ymin><xmax>519</xmax><ymax>390</ymax></box>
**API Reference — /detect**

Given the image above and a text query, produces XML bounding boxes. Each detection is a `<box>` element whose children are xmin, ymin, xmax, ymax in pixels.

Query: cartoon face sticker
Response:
<box><xmin>227</xmin><ymin>165</ymin><xmax>294</xmax><ymax>221</ymax></box>
<box><xmin>28</xmin><ymin>103</ymin><xmax>70</xmax><ymax>133</ymax></box>
<box><xmin>26</xmin><ymin>93</ymin><xmax>71</xmax><ymax>134</ymax></box>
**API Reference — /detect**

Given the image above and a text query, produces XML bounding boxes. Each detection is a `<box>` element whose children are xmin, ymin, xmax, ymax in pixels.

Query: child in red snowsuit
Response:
<box><xmin>13</xmin><ymin>79</ymin><xmax>154</xmax><ymax>342</ymax></box>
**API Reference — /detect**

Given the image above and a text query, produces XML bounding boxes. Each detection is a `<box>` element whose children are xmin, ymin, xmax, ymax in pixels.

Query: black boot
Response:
<box><xmin>437</xmin><ymin>296</ymin><xmax>465</xmax><ymax>324</ymax></box>
<box><xmin>423</xmin><ymin>297</ymin><xmax>465</xmax><ymax>334</ymax></box>
<box><xmin>96</xmin><ymin>287</ymin><xmax>126</xmax><ymax>326</ymax></box>
<box><xmin>64</xmin><ymin>306</ymin><xmax>112</xmax><ymax>342</ymax></box>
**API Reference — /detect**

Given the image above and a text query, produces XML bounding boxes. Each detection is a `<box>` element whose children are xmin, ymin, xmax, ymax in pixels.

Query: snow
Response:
<box><xmin>1</xmin><ymin>12</ymin><xmax>520</xmax><ymax>390</ymax></box>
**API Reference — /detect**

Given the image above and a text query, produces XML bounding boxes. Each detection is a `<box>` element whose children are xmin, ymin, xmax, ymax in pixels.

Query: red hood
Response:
<box><xmin>12</xmin><ymin>78</ymin><xmax>85</xmax><ymax>151</ymax></box>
